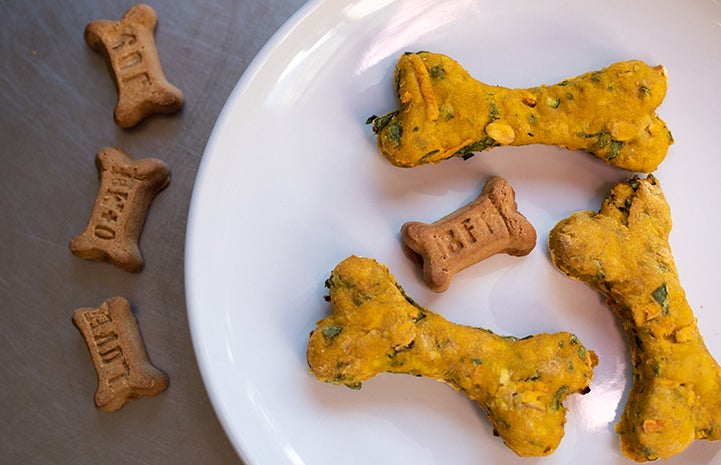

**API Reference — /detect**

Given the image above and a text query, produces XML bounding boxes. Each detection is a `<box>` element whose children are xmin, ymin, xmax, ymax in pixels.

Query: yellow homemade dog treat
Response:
<box><xmin>549</xmin><ymin>176</ymin><xmax>721</xmax><ymax>461</ymax></box>
<box><xmin>69</xmin><ymin>147</ymin><xmax>170</xmax><ymax>272</ymax></box>
<box><xmin>401</xmin><ymin>176</ymin><xmax>536</xmax><ymax>292</ymax></box>
<box><xmin>369</xmin><ymin>52</ymin><xmax>672</xmax><ymax>172</ymax></box>
<box><xmin>307</xmin><ymin>255</ymin><xmax>597</xmax><ymax>457</ymax></box>
<box><xmin>73</xmin><ymin>296</ymin><xmax>168</xmax><ymax>412</ymax></box>
<box><xmin>85</xmin><ymin>3</ymin><xmax>184</xmax><ymax>128</ymax></box>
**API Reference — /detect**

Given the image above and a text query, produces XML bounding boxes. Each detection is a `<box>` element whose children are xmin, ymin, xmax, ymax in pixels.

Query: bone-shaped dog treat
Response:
<box><xmin>402</xmin><ymin>176</ymin><xmax>536</xmax><ymax>292</ymax></box>
<box><xmin>85</xmin><ymin>3</ymin><xmax>184</xmax><ymax>128</ymax></box>
<box><xmin>73</xmin><ymin>296</ymin><xmax>168</xmax><ymax>412</ymax></box>
<box><xmin>307</xmin><ymin>256</ymin><xmax>597</xmax><ymax>456</ymax></box>
<box><xmin>548</xmin><ymin>176</ymin><xmax>721</xmax><ymax>461</ymax></box>
<box><xmin>369</xmin><ymin>52</ymin><xmax>672</xmax><ymax>172</ymax></box>
<box><xmin>70</xmin><ymin>147</ymin><xmax>170</xmax><ymax>272</ymax></box>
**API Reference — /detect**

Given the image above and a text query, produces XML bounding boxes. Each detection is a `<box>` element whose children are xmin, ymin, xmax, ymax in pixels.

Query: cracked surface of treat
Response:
<box><xmin>369</xmin><ymin>52</ymin><xmax>672</xmax><ymax>172</ymax></box>
<box><xmin>307</xmin><ymin>255</ymin><xmax>597</xmax><ymax>457</ymax></box>
<box><xmin>549</xmin><ymin>175</ymin><xmax>721</xmax><ymax>461</ymax></box>
<box><xmin>402</xmin><ymin>176</ymin><xmax>536</xmax><ymax>292</ymax></box>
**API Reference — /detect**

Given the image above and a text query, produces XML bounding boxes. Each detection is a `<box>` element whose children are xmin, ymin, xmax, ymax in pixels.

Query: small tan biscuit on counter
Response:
<box><xmin>401</xmin><ymin>176</ymin><xmax>536</xmax><ymax>292</ymax></box>
<box><xmin>69</xmin><ymin>147</ymin><xmax>170</xmax><ymax>272</ymax></box>
<box><xmin>85</xmin><ymin>3</ymin><xmax>184</xmax><ymax>128</ymax></box>
<box><xmin>73</xmin><ymin>296</ymin><xmax>168</xmax><ymax>412</ymax></box>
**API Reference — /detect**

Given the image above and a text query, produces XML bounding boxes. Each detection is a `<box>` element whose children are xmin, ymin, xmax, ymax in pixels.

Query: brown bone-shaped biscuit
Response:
<box><xmin>401</xmin><ymin>176</ymin><xmax>536</xmax><ymax>292</ymax></box>
<box><xmin>70</xmin><ymin>147</ymin><xmax>170</xmax><ymax>272</ymax></box>
<box><xmin>73</xmin><ymin>296</ymin><xmax>168</xmax><ymax>412</ymax></box>
<box><xmin>85</xmin><ymin>3</ymin><xmax>184</xmax><ymax>128</ymax></box>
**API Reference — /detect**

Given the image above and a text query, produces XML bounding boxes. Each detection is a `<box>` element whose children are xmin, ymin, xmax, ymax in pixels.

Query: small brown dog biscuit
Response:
<box><xmin>85</xmin><ymin>3</ymin><xmax>184</xmax><ymax>128</ymax></box>
<box><xmin>73</xmin><ymin>296</ymin><xmax>168</xmax><ymax>412</ymax></box>
<box><xmin>402</xmin><ymin>176</ymin><xmax>536</xmax><ymax>292</ymax></box>
<box><xmin>70</xmin><ymin>147</ymin><xmax>170</xmax><ymax>272</ymax></box>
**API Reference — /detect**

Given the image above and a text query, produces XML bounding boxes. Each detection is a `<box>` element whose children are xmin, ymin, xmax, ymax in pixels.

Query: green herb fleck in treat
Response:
<box><xmin>430</xmin><ymin>64</ymin><xmax>446</xmax><ymax>79</ymax></box>
<box><xmin>576</xmin><ymin>131</ymin><xmax>596</xmax><ymax>138</ymax></box>
<box><xmin>593</xmin><ymin>259</ymin><xmax>606</xmax><ymax>281</ymax></box>
<box><xmin>643</xmin><ymin>447</ymin><xmax>655</xmax><ymax>461</ymax></box>
<box><xmin>420</xmin><ymin>149</ymin><xmax>440</xmax><ymax>162</ymax></box>
<box><xmin>352</xmin><ymin>292</ymin><xmax>372</xmax><ymax>306</ymax></box>
<box><xmin>597</xmin><ymin>132</ymin><xmax>611</xmax><ymax>148</ymax></box>
<box><xmin>652</xmin><ymin>282</ymin><xmax>669</xmax><ymax>314</ymax></box>
<box><xmin>322</xmin><ymin>324</ymin><xmax>343</xmax><ymax>338</ymax></box>
<box><xmin>456</xmin><ymin>137</ymin><xmax>498</xmax><ymax>159</ymax></box>
<box><xmin>440</xmin><ymin>103</ymin><xmax>455</xmax><ymax>121</ymax></box>
<box><xmin>651</xmin><ymin>359</ymin><xmax>662</xmax><ymax>376</ymax></box>
<box><xmin>489</xmin><ymin>100</ymin><xmax>500</xmax><ymax>121</ymax></box>
<box><xmin>577</xmin><ymin>345</ymin><xmax>587</xmax><ymax>361</ymax></box>
<box><xmin>608</xmin><ymin>140</ymin><xmax>623</xmax><ymax>160</ymax></box>
<box><xmin>367</xmin><ymin>111</ymin><xmax>398</xmax><ymax>134</ymax></box>
<box><xmin>546</xmin><ymin>96</ymin><xmax>561</xmax><ymax>108</ymax></box>
<box><xmin>388</xmin><ymin>121</ymin><xmax>402</xmax><ymax>147</ymax></box>
<box><xmin>551</xmin><ymin>385</ymin><xmax>569</xmax><ymax>410</ymax></box>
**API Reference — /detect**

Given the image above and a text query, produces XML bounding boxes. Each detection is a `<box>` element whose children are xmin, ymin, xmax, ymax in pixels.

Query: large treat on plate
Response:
<box><xmin>548</xmin><ymin>175</ymin><xmax>721</xmax><ymax>461</ymax></box>
<box><xmin>368</xmin><ymin>52</ymin><xmax>672</xmax><ymax>172</ymax></box>
<box><xmin>307</xmin><ymin>255</ymin><xmax>597</xmax><ymax>457</ymax></box>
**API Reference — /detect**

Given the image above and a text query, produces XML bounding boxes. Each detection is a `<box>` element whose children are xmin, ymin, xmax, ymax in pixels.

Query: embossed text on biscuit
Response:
<box><xmin>73</xmin><ymin>296</ymin><xmax>168</xmax><ymax>412</ymax></box>
<box><xmin>70</xmin><ymin>147</ymin><xmax>170</xmax><ymax>272</ymax></box>
<box><xmin>85</xmin><ymin>3</ymin><xmax>184</xmax><ymax>128</ymax></box>
<box><xmin>402</xmin><ymin>176</ymin><xmax>536</xmax><ymax>292</ymax></box>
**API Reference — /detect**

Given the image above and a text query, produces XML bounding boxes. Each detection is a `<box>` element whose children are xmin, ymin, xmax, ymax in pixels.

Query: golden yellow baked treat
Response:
<box><xmin>548</xmin><ymin>175</ymin><xmax>721</xmax><ymax>461</ymax></box>
<box><xmin>307</xmin><ymin>255</ymin><xmax>597</xmax><ymax>456</ymax></box>
<box><xmin>368</xmin><ymin>52</ymin><xmax>672</xmax><ymax>172</ymax></box>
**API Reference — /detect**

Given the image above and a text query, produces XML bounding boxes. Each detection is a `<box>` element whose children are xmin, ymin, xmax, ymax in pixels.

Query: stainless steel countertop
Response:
<box><xmin>1</xmin><ymin>1</ymin><xmax>306</xmax><ymax>463</ymax></box>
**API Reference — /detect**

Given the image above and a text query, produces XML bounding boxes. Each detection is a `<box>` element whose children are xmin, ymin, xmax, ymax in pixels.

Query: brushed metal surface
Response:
<box><xmin>0</xmin><ymin>1</ymin><xmax>306</xmax><ymax>463</ymax></box>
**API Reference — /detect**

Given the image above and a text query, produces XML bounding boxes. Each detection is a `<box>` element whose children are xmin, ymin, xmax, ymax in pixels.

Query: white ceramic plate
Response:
<box><xmin>186</xmin><ymin>1</ymin><xmax>721</xmax><ymax>464</ymax></box>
